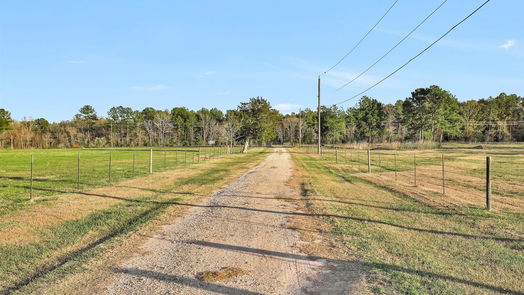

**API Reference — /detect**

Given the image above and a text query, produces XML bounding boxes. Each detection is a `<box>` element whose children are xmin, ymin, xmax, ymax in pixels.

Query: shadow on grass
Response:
<box><xmin>184</xmin><ymin>240</ymin><xmax>524</xmax><ymax>295</ymax></box>
<box><xmin>2</xmin><ymin>201</ymin><xmax>171</xmax><ymax>294</ymax></box>
<box><xmin>17</xmin><ymin>186</ymin><xmax>523</xmax><ymax>243</ymax></box>
<box><xmin>14</xmin><ymin>186</ymin><xmax>195</xmax><ymax>203</ymax></box>
<box><xmin>221</xmin><ymin>190</ymin><xmax>458</xmax><ymax>217</ymax></box>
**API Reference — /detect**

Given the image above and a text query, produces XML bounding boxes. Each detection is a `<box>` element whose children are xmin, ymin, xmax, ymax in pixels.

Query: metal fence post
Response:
<box><xmin>486</xmin><ymin>156</ymin><xmax>491</xmax><ymax>210</ymax></box>
<box><xmin>109</xmin><ymin>151</ymin><xmax>112</xmax><ymax>184</ymax></box>
<box><xmin>367</xmin><ymin>149</ymin><xmax>371</xmax><ymax>173</ymax></box>
<box><xmin>394</xmin><ymin>153</ymin><xmax>398</xmax><ymax>181</ymax></box>
<box><xmin>132</xmin><ymin>151</ymin><xmax>135</xmax><ymax>177</ymax></box>
<box><xmin>30</xmin><ymin>154</ymin><xmax>33</xmax><ymax>199</ymax></box>
<box><xmin>149</xmin><ymin>149</ymin><xmax>153</xmax><ymax>174</ymax></box>
<box><xmin>77</xmin><ymin>152</ymin><xmax>80</xmax><ymax>190</ymax></box>
<box><xmin>441</xmin><ymin>154</ymin><xmax>445</xmax><ymax>195</ymax></box>
<box><xmin>413</xmin><ymin>154</ymin><xmax>417</xmax><ymax>186</ymax></box>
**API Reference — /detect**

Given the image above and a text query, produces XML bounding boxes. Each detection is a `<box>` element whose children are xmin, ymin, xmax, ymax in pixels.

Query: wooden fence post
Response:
<box><xmin>486</xmin><ymin>156</ymin><xmax>491</xmax><ymax>211</ymax></box>
<box><xmin>367</xmin><ymin>149</ymin><xmax>371</xmax><ymax>173</ymax></box>
<box><xmin>336</xmin><ymin>148</ymin><xmax>339</xmax><ymax>164</ymax></box>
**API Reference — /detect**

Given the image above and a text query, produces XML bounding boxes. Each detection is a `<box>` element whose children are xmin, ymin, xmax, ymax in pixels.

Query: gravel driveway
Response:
<box><xmin>106</xmin><ymin>148</ymin><xmax>347</xmax><ymax>294</ymax></box>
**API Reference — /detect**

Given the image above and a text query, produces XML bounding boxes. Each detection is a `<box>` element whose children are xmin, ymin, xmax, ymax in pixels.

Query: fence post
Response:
<box><xmin>441</xmin><ymin>154</ymin><xmax>445</xmax><ymax>195</ymax></box>
<box><xmin>149</xmin><ymin>149</ymin><xmax>153</xmax><ymax>174</ymax></box>
<box><xmin>378</xmin><ymin>153</ymin><xmax>381</xmax><ymax>168</ymax></box>
<box><xmin>367</xmin><ymin>149</ymin><xmax>371</xmax><ymax>173</ymax></box>
<box><xmin>77</xmin><ymin>152</ymin><xmax>80</xmax><ymax>190</ymax></box>
<box><xmin>486</xmin><ymin>156</ymin><xmax>491</xmax><ymax>211</ymax></box>
<box><xmin>132</xmin><ymin>151</ymin><xmax>135</xmax><ymax>177</ymax></box>
<box><xmin>359</xmin><ymin>151</ymin><xmax>362</xmax><ymax>172</ymax></box>
<box><xmin>198</xmin><ymin>148</ymin><xmax>201</xmax><ymax>162</ymax></box>
<box><xmin>164</xmin><ymin>150</ymin><xmax>167</xmax><ymax>169</ymax></box>
<box><xmin>184</xmin><ymin>150</ymin><xmax>187</xmax><ymax>164</ymax></box>
<box><xmin>413</xmin><ymin>154</ymin><xmax>417</xmax><ymax>186</ymax></box>
<box><xmin>30</xmin><ymin>154</ymin><xmax>33</xmax><ymax>199</ymax></box>
<box><xmin>394</xmin><ymin>153</ymin><xmax>397</xmax><ymax>181</ymax></box>
<box><xmin>336</xmin><ymin>148</ymin><xmax>339</xmax><ymax>164</ymax></box>
<box><xmin>109</xmin><ymin>151</ymin><xmax>112</xmax><ymax>184</ymax></box>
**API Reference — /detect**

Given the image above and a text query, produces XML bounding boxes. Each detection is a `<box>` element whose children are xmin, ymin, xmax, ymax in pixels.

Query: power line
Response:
<box><xmin>323</xmin><ymin>0</ymin><xmax>400</xmax><ymax>75</ymax></box>
<box><xmin>334</xmin><ymin>0</ymin><xmax>492</xmax><ymax>106</ymax></box>
<box><xmin>337</xmin><ymin>0</ymin><xmax>448</xmax><ymax>91</ymax></box>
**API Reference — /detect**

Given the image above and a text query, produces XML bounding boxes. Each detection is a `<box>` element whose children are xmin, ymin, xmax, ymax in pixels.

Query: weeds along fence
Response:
<box><xmin>0</xmin><ymin>146</ymin><xmax>241</xmax><ymax>204</ymax></box>
<box><xmin>300</xmin><ymin>145</ymin><xmax>524</xmax><ymax>212</ymax></box>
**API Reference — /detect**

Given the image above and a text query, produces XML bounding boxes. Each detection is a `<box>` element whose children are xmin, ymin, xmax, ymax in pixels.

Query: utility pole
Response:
<box><xmin>317</xmin><ymin>76</ymin><xmax>321</xmax><ymax>155</ymax></box>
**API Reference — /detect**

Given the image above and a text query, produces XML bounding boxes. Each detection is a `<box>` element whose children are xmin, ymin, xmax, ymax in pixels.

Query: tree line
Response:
<box><xmin>0</xmin><ymin>85</ymin><xmax>522</xmax><ymax>150</ymax></box>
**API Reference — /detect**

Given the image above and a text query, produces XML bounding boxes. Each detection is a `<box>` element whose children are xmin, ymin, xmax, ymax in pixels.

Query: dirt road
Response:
<box><xmin>106</xmin><ymin>148</ymin><xmax>353</xmax><ymax>294</ymax></box>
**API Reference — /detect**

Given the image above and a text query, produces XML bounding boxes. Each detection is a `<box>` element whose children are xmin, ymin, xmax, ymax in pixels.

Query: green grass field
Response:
<box><xmin>292</xmin><ymin>144</ymin><xmax>524</xmax><ymax>294</ymax></box>
<box><xmin>0</xmin><ymin>146</ymin><xmax>238</xmax><ymax>216</ymax></box>
<box><xmin>0</xmin><ymin>147</ymin><xmax>266</xmax><ymax>293</ymax></box>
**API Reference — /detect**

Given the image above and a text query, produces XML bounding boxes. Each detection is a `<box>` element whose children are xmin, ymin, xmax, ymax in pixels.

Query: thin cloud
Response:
<box><xmin>283</xmin><ymin>57</ymin><xmax>391</xmax><ymax>89</ymax></box>
<box><xmin>323</xmin><ymin>70</ymin><xmax>377</xmax><ymax>88</ymax></box>
<box><xmin>203</xmin><ymin>71</ymin><xmax>215</xmax><ymax>76</ymax></box>
<box><xmin>498</xmin><ymin>40</ymin><xmax>516</xmax><ymax>49</ymax></box>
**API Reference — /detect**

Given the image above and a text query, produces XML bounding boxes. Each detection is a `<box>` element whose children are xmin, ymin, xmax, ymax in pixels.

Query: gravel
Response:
<box><xmin>106</xmin><ymin>148</ymin><xmax>328</xmax><ymax>295</ymax></box>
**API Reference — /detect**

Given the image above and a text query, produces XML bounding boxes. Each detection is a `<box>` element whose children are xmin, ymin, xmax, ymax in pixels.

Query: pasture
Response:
<box><xmin>0</xmin><ymin>147</ymin><xmax>235</xmax><ymax>216</ymax></box>
<box><xmin>0</xmin><ymin>146</ymin><xmax>264</xmax><ymax>293</ymax></box>
<box><xmin>0</xmin><ymin>144</ymin><xmax>522</xmax><ymax>294</ymax></box>
<box><xmin>291</xmin><ymin>143</ymin><xmax>524</xmax><ymax>294</ymax></box>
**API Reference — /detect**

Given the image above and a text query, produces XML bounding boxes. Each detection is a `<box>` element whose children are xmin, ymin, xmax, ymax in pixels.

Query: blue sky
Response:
<box><xmin>0</xmin><ymin>0</ymin><xmax>522</xmax><ymax>122</ymax></box>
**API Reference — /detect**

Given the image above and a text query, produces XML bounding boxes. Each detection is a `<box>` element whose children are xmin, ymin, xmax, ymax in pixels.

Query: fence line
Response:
<box><xmin>0</xmin><ymin>146</ymin><xmax>244</xmax><ymax>201</ymax></box>
<box><xmin>300</xmin><ymin>145</ymin><xmax>523</xmax><ymax>211</ymax></box>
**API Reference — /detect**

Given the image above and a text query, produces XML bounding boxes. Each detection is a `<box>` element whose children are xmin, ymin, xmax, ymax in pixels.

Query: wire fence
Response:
<box><xmin>299</xmin><ymin>145</ymin><xmax>524</xmax><ymax>212</ymax></box>
<box><xmin>0</xmin><ymin>146</ymin><xmax>242</xmax><ymax>207</ymax></box>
